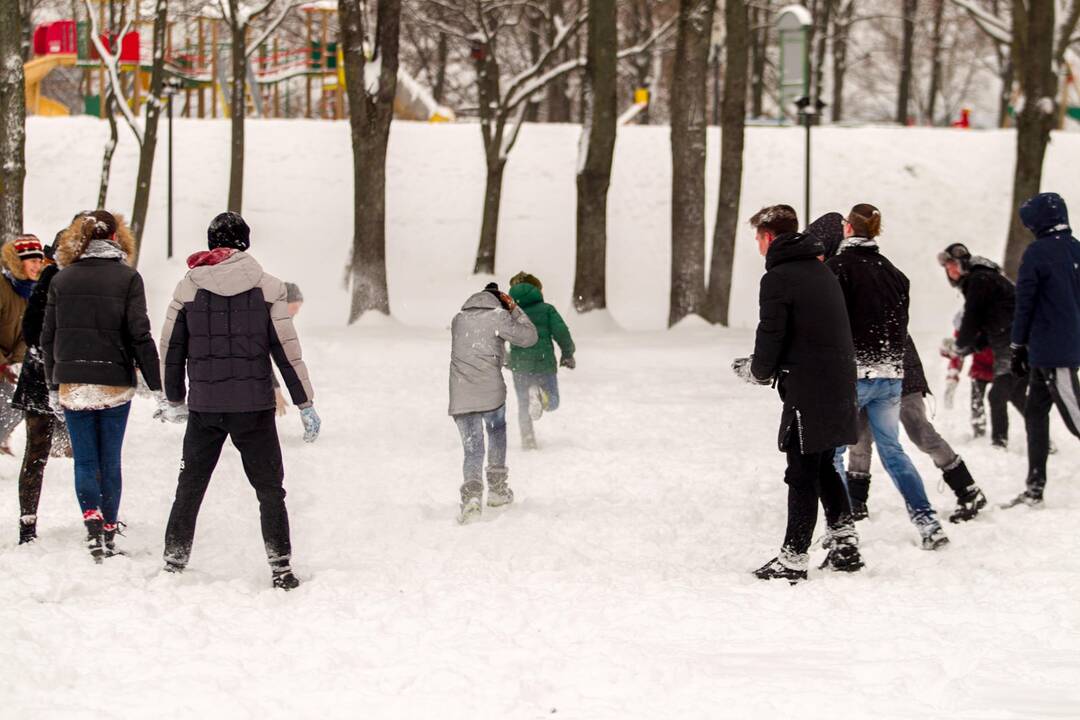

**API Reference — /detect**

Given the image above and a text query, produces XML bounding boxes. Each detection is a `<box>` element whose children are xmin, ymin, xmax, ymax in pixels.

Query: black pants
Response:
<box><xmin>988</xmin><ymin>372</ymin><xmax>1028</xmax><ymax>445</ymax></box>
<box><xmin>18</xmin><ymin>412</ymin><xmax>54</xmax><ymax>521</ymax></box>
<box><xmin>164</xmin><ymin>410</ymin><xmax>291</xmax><ymax>570</ymax></box>
<box><xmin>1026</xmin><ymin>367</ymin><xmax>1080</xmax><ymax>493</ymax></box>
<box><xmin>783</xmin><ymin>447</ymin><xmax>853</xmax><ymax>556</ymax></box>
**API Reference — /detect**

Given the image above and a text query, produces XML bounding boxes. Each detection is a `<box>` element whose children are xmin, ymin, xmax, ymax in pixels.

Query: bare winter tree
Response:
<box><xmin>669</xmin><ymin>0</ymin><xmax>715</xmax><ymax>327</ymax></box>
<box><xmin>573</xmin><ymin>0</ymin><xmax>616</xmax><ymax>313</ymax></box>
<box><xmin>220</xmin><ymin>0</ymin><xmax>300</xmax><ymax>214</ymax></box>
<box><xmin>0</xmin><ymin>0</ymin><xmax>27</xmax><ymax>242</ymax></box>
<box><xmin>897</xmin><ymin>0</ymin><xmax>918</xmax><ymax>123</ymax></box>
<box><xmin>831</xmin><ymin>0</ymin><xmax>854</xmax><ymax>121</ymax></box>
<box><xmin>705</xmin><ymin>0</ymin><xmax>748</xmax><ymax>325</ymax></box>
<box><xmin>926</xmin><ymin>0</ymin><xmax>946</xmax><ymax>123</ymax></box>
<box><xmin>130</xmin><ymin>0</ymin><xmax>171</xmax><ymax>251</ymax></box>
<box><xmin>340</xmin><ymin>0</ymin><xmax>401</xmax><ymax>323</ymax></box>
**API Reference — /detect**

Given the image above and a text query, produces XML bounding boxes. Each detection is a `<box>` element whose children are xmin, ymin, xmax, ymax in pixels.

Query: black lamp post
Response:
<box><xmin>794</xmin><ymin>95</ymin><xmax>826</xmax><ymax>223</ymax></box>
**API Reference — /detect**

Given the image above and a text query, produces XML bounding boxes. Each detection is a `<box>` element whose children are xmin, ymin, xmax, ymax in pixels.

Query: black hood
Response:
<box><xmin>1020</xmin><ymin>192</ymin><xmax>1072</xmax><ymax>238</ymax></box>
<box><xmin>806</xmin><ymin>212</ymin><xmax>845</xmax><ymax>260</ymax></box>
<box><xmin>765</xmin><ymin>232</ymin><xmax>825</xmax><ymax>270</ymax></box>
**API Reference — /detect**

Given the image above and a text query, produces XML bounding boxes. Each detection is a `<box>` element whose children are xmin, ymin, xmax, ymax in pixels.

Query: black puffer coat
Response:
<box><xmin>751</xmin><ymin>232</ymin><xmax>859</xmax><ymax>455</ymax></box>
<box><xmin>901</xmin><ymin>335</ymin><xmax>930</xmax><ymax>397</ymax></box>
<box><xmin>12</xmin><ymin>263</ymin><xmax>58</xmax><ymax>413</ymax></box>
<box><xmin>956</xmin><ymin>259</ymin><xmax>1014</xmax><ymax>375</ymax></box>
<box><xmin>826</xmin><ymin>241</ymin><xmax>910</xmax><ymax>378</ymax></box>
<box><xmin>42</xmin><ymin>257</ymin><xmax>162</xmax><ymax>392</ymax></box>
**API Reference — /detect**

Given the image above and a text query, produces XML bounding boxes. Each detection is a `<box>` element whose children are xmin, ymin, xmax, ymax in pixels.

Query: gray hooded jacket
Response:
<box><xmin>160</xmin><ymin>250</ymin><xmax>314</xmax><ymax>413</ymax></box>
<box><xmin>449</xmin><ymin>291</ymin><xmax>538</xmax><ymax>416</ymax></box>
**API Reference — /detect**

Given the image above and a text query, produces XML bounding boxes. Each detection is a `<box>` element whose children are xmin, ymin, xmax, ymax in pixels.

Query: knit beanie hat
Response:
<box><xmin>13</xmin><ymin>235</ymin><xmax>44</xmax><ymax>260</ymax></box>
<box><xmin>846</xmin><ymin>204</ymin><xmax>882</xmax><ymax>239</ymax></box>
<box><xmin>207</xmin><ymin>212</ymin><xmax>251</xmax><ymax>251</ymax></box>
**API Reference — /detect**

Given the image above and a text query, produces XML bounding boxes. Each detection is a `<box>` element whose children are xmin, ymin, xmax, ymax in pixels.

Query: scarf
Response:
<box><xmin>838</xmin><ymin>236</ymin><xmax>878</xmax><ymax>254</ymax></box>
<box><xmin>81</xmin><ymin>239</ymin><xmax>127</xmax><ymax>262</ymax></box>
<box><xmin>3</xmin><ymin>269</ymin><xmax>35</xmax><ymax>300</ymax></box>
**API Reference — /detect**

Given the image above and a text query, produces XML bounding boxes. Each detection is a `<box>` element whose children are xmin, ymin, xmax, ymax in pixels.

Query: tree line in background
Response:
<box><xmin>1</xmin><ymin>0</ymin><xmax>1079</xmax><ymax>325</ymax></box>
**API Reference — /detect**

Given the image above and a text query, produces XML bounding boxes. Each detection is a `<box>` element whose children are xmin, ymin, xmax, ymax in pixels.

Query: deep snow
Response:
<box><xmin>2</xmin><ymin>119</ymin><xmax>1079</xmax><ymax>718</ymax></box>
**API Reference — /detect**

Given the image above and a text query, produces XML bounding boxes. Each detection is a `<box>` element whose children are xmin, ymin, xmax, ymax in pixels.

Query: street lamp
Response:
<box><xmin>162</xmin><ymin>77</ymin><xmax>183</xmax><ymax>259</ymax></box>
<box><xmin>776</xmin><ymin>5</ymin><xmax>814</xmax><ymax>222</ymax></box>
<box><xmin>795</xmin><ymin>95</ymin><xmax>827</xmax><ymax>228</ymax></box>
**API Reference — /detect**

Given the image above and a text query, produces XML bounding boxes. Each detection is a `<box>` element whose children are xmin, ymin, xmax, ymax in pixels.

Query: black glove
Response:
<box><xmin>560</xmin><ymin>355</ymin><xmax>576</xmax><ymax>370</ymax></box>
<box><xmin>1010</xmin><ymin>344</ymin><xmax>1030</xmax><ymax>378</ymax></box>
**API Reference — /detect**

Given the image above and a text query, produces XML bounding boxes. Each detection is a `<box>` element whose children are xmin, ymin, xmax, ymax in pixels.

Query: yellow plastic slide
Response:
<box><xmin>24</xmin><ymin>54</ymin><xmax>77</xmax><ymax>116</ymax></box>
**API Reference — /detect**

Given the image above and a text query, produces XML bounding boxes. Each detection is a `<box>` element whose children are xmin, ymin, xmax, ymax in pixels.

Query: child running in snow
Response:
<box><xmin>449</xmin><ymin>282</ymin><xmax>537</xmax><ymax>524</ymax></box>
<box><xmin>507</xmin><ymin>272</ymin><xmax>575</xmax><ymax>450</ymax></box>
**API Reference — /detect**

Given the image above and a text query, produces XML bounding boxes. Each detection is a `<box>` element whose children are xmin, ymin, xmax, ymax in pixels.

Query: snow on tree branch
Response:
<box><xmin>246</xmin><ymin>1</ymin><xmax>300</xmax><ymax>59</ymax></box>
<box><xmin>84</xmin><ymin>0</ymin><xmax>144</xmax><ymax>146</ymax></box>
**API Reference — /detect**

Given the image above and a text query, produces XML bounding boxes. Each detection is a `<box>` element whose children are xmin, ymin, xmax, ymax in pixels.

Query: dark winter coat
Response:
<box><xmin>751</xmin><ymin>232</ymin><xmax>859</xmax><ymax>455</ymax></box>
<box><xmin>507</xmin><ymin>283</ymin><xmax>574</xmax><ymax>375</ymax></box>
<box><xmin>902</xmin><ymin>336</ymin><xmax>930</xmax><ymax>397</ymax></box>
<box><xmin>42</xmin><ymin>248</ymin><xmax>161</xmax><ymax>393</ymax></box>
<box><xmin>956</xmin><ymin>259</ymin><xmax>1014</xmax><ymax>375</ymax></box>
<box><xmin>12</xmin><ymin>263</ymin><xmax>59</xmax><ymax>413</ymax></box>
<box><xmin>826</xmin><ymin>240</ymin><xmax>910</xmax><ymax>379</ymax></box>
<box><xmin>1012</xmin><ymin>193</ymin><xmax>1080</xmax><ymax>368</ymax></box>
<box><xmin>161</xmin><ymin>249</ymin><xmax>314</xmax><ymax>414</ymax></box>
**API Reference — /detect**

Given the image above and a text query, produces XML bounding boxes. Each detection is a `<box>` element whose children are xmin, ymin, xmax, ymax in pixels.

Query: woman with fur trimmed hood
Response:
<box><xmin>41</xmin><ymin>211</ymin><xmax>162</xmax><ymax>562</ymax></box>
<box><xmin>0</xmin><ymin>235</ymin><xmax>43</xmax><ymax>454</ymax></box>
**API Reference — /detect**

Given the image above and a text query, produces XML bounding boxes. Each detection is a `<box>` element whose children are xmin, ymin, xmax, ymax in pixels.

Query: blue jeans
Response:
<box><xmin>512</xmin><ymin>372</ymin><xmax>560</xmax><ymax>440</ymax></box>
<box><xmin>839</xmin><ymin>379</ymin><xmax>936</xmax><ymax>525</ymax></box>
<box><xmin>64</xmin><ymin>402</ymin><xmax>131</xmax><ymax>525</ymax></box>
<box><xmin>453</xmin><ymin>405</ymin><xmax>507</xmax><ymax>502</ymax></box>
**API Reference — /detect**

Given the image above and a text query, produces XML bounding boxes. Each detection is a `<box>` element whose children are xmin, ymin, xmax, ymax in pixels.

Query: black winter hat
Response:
<box><xmin>207</xmin><ymin>212</ymin><xmax>251</xmax><ymax>251</ymax></box>
<box><xmin>805</xmin><ymin>212</ymin><xmax>845</xmax><ymax>260</ymax></box>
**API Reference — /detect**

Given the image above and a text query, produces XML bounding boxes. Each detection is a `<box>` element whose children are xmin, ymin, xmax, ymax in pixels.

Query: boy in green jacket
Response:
<box><xmin>508</xmin><ymin>272</ymin><xmax>576</xmax><ymax>449</ymax></box>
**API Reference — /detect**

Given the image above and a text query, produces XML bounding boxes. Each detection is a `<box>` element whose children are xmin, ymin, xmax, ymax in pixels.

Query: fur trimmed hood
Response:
<box><xmin>54</xmin><ymin>212</ymin><xmax>136</xmax><ymax>268</ymax></box>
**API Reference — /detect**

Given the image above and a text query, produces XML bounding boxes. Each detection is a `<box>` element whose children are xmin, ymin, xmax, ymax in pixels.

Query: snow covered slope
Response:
<box><xmin>21</xmin><ymin>117</ymin><xmax>1080</xmax><ymax>331</ymax></box>
<box><xmin>3</xmin><ymin>119</ymin><xmax>1079</xmax><ymax>718</ymax></box>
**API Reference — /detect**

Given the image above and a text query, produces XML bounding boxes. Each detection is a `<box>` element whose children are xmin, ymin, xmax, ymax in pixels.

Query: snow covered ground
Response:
<box><xmin>2</xmin><ymin>119</ymin><xmax>1080</xmax><ymax>717</ymax></box>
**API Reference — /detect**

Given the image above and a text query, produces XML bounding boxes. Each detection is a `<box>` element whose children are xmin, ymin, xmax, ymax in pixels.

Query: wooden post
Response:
<box><xmin>321</xmin><ymin>11</ymin><xmax>330</xmax><ymax>119</ymax></box>
<box><xmin>197</xmin><ymin>16</ymin><xmax>205</xmax><ymax>118</ymax></box>
<box><xmin>97</xmin><ymin>0</ymin><xmax>105</xmax><ymax>119</ymax></box>
<box><xmin>273</xmin><ymin>37</ymin><xmax>280</xmax><ymax>118</ymax></box>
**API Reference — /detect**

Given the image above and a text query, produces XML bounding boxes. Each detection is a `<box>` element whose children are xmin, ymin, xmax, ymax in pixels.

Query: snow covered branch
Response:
<box><xmin>84</xmin><ymin>0</ymin><xmax>144</xmax><ymax>146</ymax></box>
<box><xmin>947</xmin><ymin>0</ymin><xmax>1011</xmax><ymax>44</ymax></box>
<box><xmin>246</xmin><ymin>0</ymin><xmax>301</xmax><ymax>60</ymax></box>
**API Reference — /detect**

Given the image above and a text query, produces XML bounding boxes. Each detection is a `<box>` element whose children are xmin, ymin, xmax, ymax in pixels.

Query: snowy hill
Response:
<box><xmin>3</xmin><ymin>118</ymin><xmax>1080</xmax><ymax>718</ymax></box>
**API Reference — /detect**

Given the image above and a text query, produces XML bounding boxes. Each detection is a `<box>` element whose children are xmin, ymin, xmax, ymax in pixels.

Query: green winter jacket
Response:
<box><xmin>508</xmin><ymin>283</ymin><xmax>575</xmax><ymax>374</ymax></box>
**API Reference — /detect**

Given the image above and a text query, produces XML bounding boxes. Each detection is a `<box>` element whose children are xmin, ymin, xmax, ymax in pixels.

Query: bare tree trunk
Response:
<box><xmin>926</xmin><ymin>0</ymin><xmax>945</xmax><ymax>124</ymax></box>
<box><xmin>98</xmin><ymin>96</ymin><xmax>119</xmax><ymax>208</ymax></box>
<box><xmin>18</xmin><ymin>0</ymin><xmax>34</xmax><ymax>62</ymax></box>
<box><xmin>546</xmin><ymin>0</ymin><xmax>572</xmax><ymax>122</ymax></box>
<box><xmin>475</xmin><ymin>159</ymin><xmax>506</xmax><ymax>275</ymax></box>
<box><xmin>433</xmin><ymin>32</ymin><xmax>449</xmax><ymax>103</ymax></box>
<box><xmin>812</xmin><ymin>0</ymin><xmax>834</xmax><ymax>110</ymax></box>
<box><xmin>341</xmin><ymin>0</ymin><xmax>401</xmax><ymax>322</ymax></box>
<box><xmin>629</xmin><ymin>0</ymin><xmax>655</xmax><ymax>125</ymax></box>
<box><xmin>896</xmin><ymin>0</ymin><xmax>918</xmax><ymax>124</ymax></box>
<box><xmin>669</xmin><ymin>0</ymin><xmax>715</xmax><ymax>327</ymax></box>
<box><xmin>705</xmin><ymin>0</ymin><xmax>748</xmax><ymax>325</ymax></box>
<box><xmin>574</xmin><ymin>0</ymin><xmax>617</xmax><ymax>313</ymax></box>
<box><xmin>750</xmin><ymin>1</ymin><xmax>770</xmax><ymax>118</ymax></box>
<box><xmin>0</xmin><ymin>1</ymin><xmax>26</xmax><ymax>240</ymax></box>
<box><xmin>1004</xmin><ymin>0</ymin><xmax>1057</xmax><ymax>278</ymax></box>
<box><xmin>525</xmin><ymin>7</ymin><xmax>542</xmax><ymax>122</ymax></box>
<box><xmin>130</xmin><ymin>0</ymin><xmax>170</xmax><ymax>260</ymax></box>
<box><xmin>997</xmin><ymin>51</ymin><xmax>1014</xmax><ymax>128</ymax></box>
<box><xmin>228</xmin><ymin>1</ymin><xmax>246</xmax><ymax>214</ymax></box>
<box><xmin>831</xmin><ymin>0</ymin><xmax>853</xmax><ymax>121</ymax></box>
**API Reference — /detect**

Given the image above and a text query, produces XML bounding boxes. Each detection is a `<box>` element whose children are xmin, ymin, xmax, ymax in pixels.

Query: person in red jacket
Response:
<box><xmin>942</xmin><ymin>311</ymin><xmax>996</xmax><ymax>439</ymax></box>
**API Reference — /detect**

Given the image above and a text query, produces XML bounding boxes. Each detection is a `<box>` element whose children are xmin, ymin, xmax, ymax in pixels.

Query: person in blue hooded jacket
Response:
<box><xmin>1007</xmin><ymin>192</ymin><xmax>1080</xmax><ymax>507</ymax></box>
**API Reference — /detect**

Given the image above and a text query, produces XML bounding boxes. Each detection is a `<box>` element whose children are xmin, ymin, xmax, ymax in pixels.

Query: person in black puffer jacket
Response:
<box><xmin>938</xmin><ymin>244</ymin><xmax>1027</xmax><ymax>449</ymax></box>
<box><xmin>733</xmin><ymin>204</ymin><xmax>861</xmax><ymax>583</ymax></box>
<box><xmin>826</xmin><ymin>204</ymin><xmax>948</xmax><ymax>550</ymax></box>
<box><xmin>159</xmin><ymin>212</ymin><xmax>319</xmax><ymax>590</ymax></box>
<box><xmin>41</xmin><ymin>210</ymin><xmax>163</xmax><ymax>562</ymax></box>
<box><xmin>808</xmin><ymin>214</ymin><xmax>987</xmax><ymax>524</ymax></box>
<box><xmin>12</xmin><ymin>238</ymin><xmax>70</xmax><ymax>544</ymax></box>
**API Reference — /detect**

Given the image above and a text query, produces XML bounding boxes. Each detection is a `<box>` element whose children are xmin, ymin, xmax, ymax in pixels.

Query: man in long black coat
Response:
<box><xmin>733</xmin><ymin>205</ymin><xmax>861</xmax><ymax>583</ymax></box>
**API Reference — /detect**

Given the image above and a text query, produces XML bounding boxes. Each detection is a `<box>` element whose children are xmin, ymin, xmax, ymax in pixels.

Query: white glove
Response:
<box><xmin>153</xmin><ymin>393</ymin><xmax>189</xmax><ymax>424</ymax></box>
<box><xmin>944</xmin><ymin>377</ymin><xmax>958</xmax><ymax>410</ymax></box>
<box><xmin>300</xmin><ymin>406</ymin><xmax>321</xmax><ymax>443</ymax></box>
<box><xmin>732</xmin><ymin>356</ymin><xmax>770</xmax><ymax>385</ymax></box>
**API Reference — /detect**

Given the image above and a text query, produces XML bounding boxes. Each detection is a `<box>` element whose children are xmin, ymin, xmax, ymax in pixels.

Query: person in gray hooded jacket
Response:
<box><xmin>449</xmin><ymin>283</ymin><xmax>537</xmax><ymax>524</ymax></box>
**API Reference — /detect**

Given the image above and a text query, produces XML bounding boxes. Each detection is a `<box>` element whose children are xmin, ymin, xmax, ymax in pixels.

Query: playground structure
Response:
<box><xmin>26</xmin><ymin>2</ymin><xmax>453</xmax><ymax>123</ymax></box>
